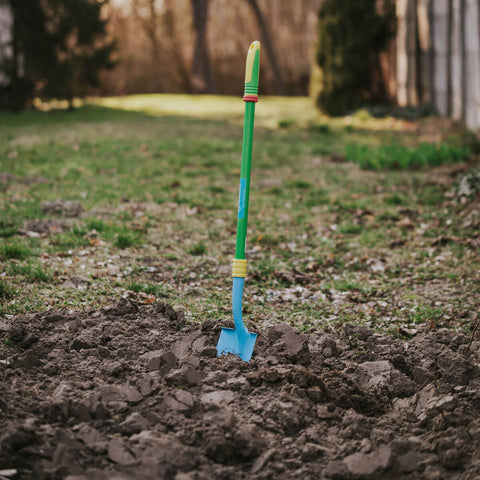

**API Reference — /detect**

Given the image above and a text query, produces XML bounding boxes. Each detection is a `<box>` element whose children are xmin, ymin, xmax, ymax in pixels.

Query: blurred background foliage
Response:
<box><xmin>316</xmin><ymin>0</ymin><xmax>395</xmax><ymax>115</ymax></box>
<box><xmin>1</xmin><ymin>0</ymin><xmax>398</xmax><ymax>114</ymax></box>
<box><xmin>0</xmin><ymin>0</ymin><xmax>479</xmax><ymax>132</ymax></box>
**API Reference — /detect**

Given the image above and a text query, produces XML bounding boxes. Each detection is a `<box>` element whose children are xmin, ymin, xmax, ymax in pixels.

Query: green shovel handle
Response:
<box><xmin>234</xmin><ymin>41</ymin><xmax>260</xmax><ymax>269</ymax></box>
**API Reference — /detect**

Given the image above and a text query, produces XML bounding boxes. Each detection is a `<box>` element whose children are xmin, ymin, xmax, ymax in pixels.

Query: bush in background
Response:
<box><xmin>315</xmin><ymin>0</ymin><xmax>394</xmax><ymax>116</ymax></box>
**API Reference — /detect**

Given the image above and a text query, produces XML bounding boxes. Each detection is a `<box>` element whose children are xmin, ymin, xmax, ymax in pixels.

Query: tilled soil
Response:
<box><xmin>1</xmin><ymin>299</ymin><xmax>480</xmax><ymax>479</ymax></box>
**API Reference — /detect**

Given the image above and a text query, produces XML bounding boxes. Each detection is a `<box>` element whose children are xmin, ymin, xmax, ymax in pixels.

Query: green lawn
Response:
<box><xmin>1</xmin><ymin>94</ymin><xmax>479</xmax><ymax>335</ymax></box>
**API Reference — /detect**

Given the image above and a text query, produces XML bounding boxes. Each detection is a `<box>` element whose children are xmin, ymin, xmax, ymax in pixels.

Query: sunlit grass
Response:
<box><xmin>95</xmin><ymin>94</ymin><xmax>320</xmax><ymax>128</ymax></box>
<box><xmin>0</xmin><ymin>94</ymin><xmax>478</xmax><ymax>334</ymax></box>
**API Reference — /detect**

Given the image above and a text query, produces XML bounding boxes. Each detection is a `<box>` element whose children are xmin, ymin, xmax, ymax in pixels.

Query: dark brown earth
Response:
<box><xmin>1</xmin><ymin>299</ymin><xmax>480</xmax><ymax>479</ymax></box>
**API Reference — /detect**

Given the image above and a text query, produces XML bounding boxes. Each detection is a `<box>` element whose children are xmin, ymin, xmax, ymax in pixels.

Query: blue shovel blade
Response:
<box><xmin>217</xmin><ymin>327</ymin><xmax>257</xmax><ymax>362</ymax></box>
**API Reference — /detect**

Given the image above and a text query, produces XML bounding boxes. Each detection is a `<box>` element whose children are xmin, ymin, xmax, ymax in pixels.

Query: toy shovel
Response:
<box><xmin>216</xmin><ymin>41</ymin><xmax>260</xmax><ymax>362</ymax></box>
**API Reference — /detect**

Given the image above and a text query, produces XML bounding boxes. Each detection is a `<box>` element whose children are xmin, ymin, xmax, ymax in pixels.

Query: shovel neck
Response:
<box><xmin>232</xmin><ymin>277</ymin><xmax>248</xmax><ymax>334</ymax></box>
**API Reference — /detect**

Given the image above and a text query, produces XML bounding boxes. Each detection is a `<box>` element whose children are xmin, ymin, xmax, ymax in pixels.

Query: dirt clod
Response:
<box><xmin>41</xmin><ymin>199</ymin><xmax>84</xmax><ymax>217</ymax></box>
<box><xmin>22</xmin><ymin>218</ymin><xmax>66</xmax><ymax>235</ymax></box>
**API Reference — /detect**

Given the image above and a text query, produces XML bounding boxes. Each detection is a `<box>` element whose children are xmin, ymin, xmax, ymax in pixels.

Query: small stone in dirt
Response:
<box><xmin>163</xmin><ymin>395</ymin><xmax>191</xmax><ymax>413</ymax></box>
<box><xmin>343</xmin><ymin>444</ymin><xmax>392</xmax><ymax>476</ymax></box>
<box><xmin>137</xmin><ymin>375</ymin><xmax>156</xmax><ymax>397</ymax></box>
<box><xmin>182</xmin><ymin>355</ymin><xmax>201</xmax><ymax>369</ymax></box>
<box><xmin>175</xmin><ymin>390</ymin><xmax>195</xmax><ymax>408</ymax></box>
<box><xmin>97</xmin><ymin>384</ymin><xmax>142</xmax><ymax>404</ymax></box>
<box><xmin>191</xmin><ymin>336</ymin><xmax>208</xmax><ymax>353</ymax></box>
<box><xmin>201</xmin><ymin>390</ymin><xmax>235</xmax><ymax>408</ymax></box>
<box><xmin>74</xmin><ymin>424</ymin><xmax>105</xmax><ymax>448</ymax></box>
<box><xmin>108</xmin><ymin>438</ymin><xmax>136</xmax><ymax>466</ymax></box>
<box><xmin>162</xmin><ymin>390</ymin><xmax>194</xmax><ymax>413</ymax></box>
<box><xmin>120</xmin><ymin>412</ymin><xmax>150</xmax><ymax>435</ymax></box>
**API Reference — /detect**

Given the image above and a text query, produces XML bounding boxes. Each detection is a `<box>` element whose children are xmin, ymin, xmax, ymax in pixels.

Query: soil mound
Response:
<box><xmin>1</xmin><ymin>300</ymin><xmax>480</xmax><ymax>479</ymax></box>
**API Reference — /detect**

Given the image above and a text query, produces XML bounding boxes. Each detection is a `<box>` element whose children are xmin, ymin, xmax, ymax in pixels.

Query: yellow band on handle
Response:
<box><xmin>232</xmin><ymin>258</ymin><xmax>247</xmax><ymax>278</ymax></box>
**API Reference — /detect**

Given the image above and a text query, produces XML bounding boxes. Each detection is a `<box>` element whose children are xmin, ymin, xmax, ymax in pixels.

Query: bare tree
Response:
<box><xmin>190</xmin><ymin>0</ymin><xmax>214</xmax><ymax>93</ymax></box>
<box><xmin>246</xmin><ymin>0</ymin><xmax>286</xmax><ymax>95</ymax></box>
<box><xmin>132</xmin><ymin>0</ymin><xmax>162</xmax><ymax>91</ymax></box>
<box><xmin>100</xmin><ymin>0</ymin><xmax>324</xmax><ymax>97</ymax></box>
<box><xmin>163</xmin><ymin>0</ymin><xmax>192</xmax><ymax>92</ymax></box>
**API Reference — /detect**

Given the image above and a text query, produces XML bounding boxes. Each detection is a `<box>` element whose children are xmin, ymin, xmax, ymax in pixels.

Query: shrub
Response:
<box><xmin>315</xmin><ymin>0</ymin><xmax>394</xmax><ymax>115</ymax></box>
<box><xmin>344</xmin><ymin>142</ymin><xmax>470</xmax><ymax>170</ymax></box>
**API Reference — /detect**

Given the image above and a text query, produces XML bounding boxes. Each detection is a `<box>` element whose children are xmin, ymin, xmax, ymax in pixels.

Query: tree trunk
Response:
<box><xmin>163</xmin><ymin>0</ymin><xmax>192</xmax><ymax>92</ymax></box>
<box><xmin>9</xmin><ymin>1</ymin><xmax>26</xmax><ymax>109</ymax></box>
<box><xmin>132</xmin><ymin>0</ymin><xmax>162</xmax><ymax>92</ymax></box>
<box><xmin>190</xmin><ymin>0</ymin><xmax>214</xmax><ymax>93</ymax></box>
<box><xmin>246</xmin><ymin>0</ymin><xmax>286</xmax><ymax>95</ymax></box>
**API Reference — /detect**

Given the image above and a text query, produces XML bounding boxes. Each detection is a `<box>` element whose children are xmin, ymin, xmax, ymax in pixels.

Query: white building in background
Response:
<box><xmin>0</xmin><ymin>2</ymin><xmax>13</xmax><ymax>87</ymax></box>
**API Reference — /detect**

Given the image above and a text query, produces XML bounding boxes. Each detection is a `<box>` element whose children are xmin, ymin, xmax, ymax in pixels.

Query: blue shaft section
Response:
<box><xmin>238</xmin><ymin>178</ymin><xmax>247</xmax><ymax>219</ymax></box>
<box><xmin>232</xmin><ymin>277</ymin><xmax>248</xmax><ymax>338</ymax></box>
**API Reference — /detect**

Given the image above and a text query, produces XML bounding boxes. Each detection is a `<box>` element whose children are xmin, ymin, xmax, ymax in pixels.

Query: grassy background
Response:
<box><xmin>1</xmin><ymin>95</ymin><xmax>479</xmax><ymax>335</ymax></box>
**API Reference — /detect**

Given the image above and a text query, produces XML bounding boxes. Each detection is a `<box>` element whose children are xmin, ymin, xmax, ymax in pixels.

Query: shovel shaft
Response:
<box><xmin>234</xmin><ymin>41</ymin><xmax>260</xmax><ymax>265</ymax></box>
<box><xmin>234</xmin><ymin>101</ymin><xmax>256</xmax><ymax>261</ymax></box>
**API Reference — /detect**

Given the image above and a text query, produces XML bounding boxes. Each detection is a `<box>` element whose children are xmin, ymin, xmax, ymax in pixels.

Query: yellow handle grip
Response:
<box><xmin>244</xmin><ymin>41</ymin><xmax>260</xmax><ymax>97</ymax></box>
